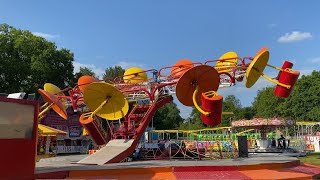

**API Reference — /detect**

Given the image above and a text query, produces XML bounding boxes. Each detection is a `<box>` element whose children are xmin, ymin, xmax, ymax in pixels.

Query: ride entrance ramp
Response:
<box><xmin>78</xmin><ymin>139</ymin><xmax>134</xmax><ymax>165</ymax></box>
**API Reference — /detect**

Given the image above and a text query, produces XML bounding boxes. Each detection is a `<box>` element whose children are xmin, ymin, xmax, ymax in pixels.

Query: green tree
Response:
<box><xmin>250</xmin><ymin>71</ymin><xmax>320</xmax><ymax>122</ymax></box>
<box><xmin>280</xmin><ymin>71</ymin><xmax>320</xmax><ymax>121</ymax></box>
<box><xmin>103</xmin><ymin>66</ymin><xmax>125</xmax><ymax>81</ymax></box>
<box><xmin>237</xmin><ymin>106</ymin><xmax>255</xmax><ymax>120</ymax></box>
<box><xmin>179</xmin><ymin>107</ymin><xmax>204</xmax><ymax>130</ymax></box>
<box><xmin>0</xmin><ymin>23</ymin><xmax>74</xmax><ymax>94</ymax></box>
<box><xmin>252</xmin><ymin>86</ymin><xmax>285</xmax><ymax>118</ymax></box>
<box><xmin>152</xmin><ymin>103</ymin><xmax>184</xmax><ymax>130</ymax></box>
<box><xmin>221</xmin><ymin>95</ymin><xmax>242</xmax><ymax>126</ymax></box>
<box><xmin>75</xmin><ymin>67</ymin><xmax>96</xmax><ymax>80</ymax></box>
<box><xmin>224</xmin><ymin>95</ymin><xmax>241</xmax><ymax>109</ymax></box>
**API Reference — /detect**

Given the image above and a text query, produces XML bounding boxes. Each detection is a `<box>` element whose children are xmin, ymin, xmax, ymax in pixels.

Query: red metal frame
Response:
<box><xmin>47</xmin><ymin>56</ymin><xmax>252</xmax><ymax>114</ymax></box>
<box><xmin>157</xmin><ymin>62</ymin><xmax>202</xmax><ymax>78</ymax></box>
<box><xmin>108</xmin><ymin>95</ymin><xmax>173</xmax><ymax>163</ymax></box>
<box><xmin>204</xmin><ymin>56</ymin><xmax>250</xmax><ymax>85</ymax></box>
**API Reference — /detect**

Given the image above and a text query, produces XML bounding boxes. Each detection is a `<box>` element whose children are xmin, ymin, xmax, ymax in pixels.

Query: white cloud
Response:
<box><xmin>73</xmin><ymin>62</ymin><xmax>105</xmax><ymax>79</ymax></box>
<box><xmin>116</xmin><ymin>61</ymin><xmax>150</xmax><ymax>70</ymax></box>
<box><xmin>308</xmin><ymin>57</ymin><xmax>320</xmax><ymax>64</ymax></box>
<box><xmin>301</xmin><ymin>58</ymin><xmax>320</xmax><ymax>76</ymax></box>
<box><xmin>32</xmin><ymin>32</ymin><xmax>60</xmax><ymax>39</ymax></box>
<box><xmin>299</xmin><ymin>69</ymin><xmax>314</xmax><ymax>77</ymax></box>
<box><xmin>277</xmin><ymin>31</ymin><xmax>312</xmax><ymax>43</ymax></box>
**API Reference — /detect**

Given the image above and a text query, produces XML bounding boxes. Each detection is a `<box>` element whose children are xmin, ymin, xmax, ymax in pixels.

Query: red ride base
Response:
<box><xmin>276</xmin><ymin>61</ymin><xmax>293</xmax><ymax>80</ymax></box>
<box><xmin>79</xmin><ymin>114</ymin><xmax>108</xmax><ymax>145</ymax></box>
<box><xmin>274</xmin><ymin>70</ymin><xmax>300</xmax><ymax>98</ymax></box>
<box><xmin>201</xmin><ymin>94</ymin><xmax>223</xmax><ymax>126</ymax></box>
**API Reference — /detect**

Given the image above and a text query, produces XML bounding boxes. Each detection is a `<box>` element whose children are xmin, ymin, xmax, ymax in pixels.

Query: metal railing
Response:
<box><xmin>136</xmin><ymin>140</ymin><xmax>238</xmax><ymax>160</ymax></box>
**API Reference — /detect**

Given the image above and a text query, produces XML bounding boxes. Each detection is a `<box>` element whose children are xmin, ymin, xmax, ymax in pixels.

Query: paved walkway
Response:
<box><xmin>36</xmin><ymin>154</ymin><xmax>320</xmax><ymax>179</ymax></box>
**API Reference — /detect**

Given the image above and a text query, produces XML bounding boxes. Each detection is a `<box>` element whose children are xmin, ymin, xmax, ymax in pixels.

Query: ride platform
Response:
<box><xmin>248</xmin><ymin>147</ymin><xmax>301</xmax><ymax>153</ymax></box>
<box><xmin>36</xmin><ymin>153</ymin><xmax>320</xmax><ymax>179</ymax></box>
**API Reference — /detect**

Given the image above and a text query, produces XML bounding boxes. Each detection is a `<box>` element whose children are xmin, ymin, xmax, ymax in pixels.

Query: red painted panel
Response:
<box><xmin>36</xmin><ymin>171</ymin><xmax>69</xmax><ymax>179</ymax></box>
<box><xmin>0</xmin><ymin>97</ymin><xmax>38</xmax><ymax>179</ymax></box>
<box><xmin>201</xmin><ymin>94</ymin><xmax>223</xmax><ymax>126</ymax></box>
<box><xmin>276</xmin><ymin>60</ymin><xmax>293</xmax><ymax>80</ymax></box>
<box><xmin>274</xmin><ymin>70</ymin><xmax>300</xmax><ymax>98</ymax></box>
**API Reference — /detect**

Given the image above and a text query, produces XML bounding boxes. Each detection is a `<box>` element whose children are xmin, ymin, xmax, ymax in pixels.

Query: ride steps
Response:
<box><xmin>77</xmin><ymin>139</ymin><xmax>134</xmax><ymax>165</ymax></box>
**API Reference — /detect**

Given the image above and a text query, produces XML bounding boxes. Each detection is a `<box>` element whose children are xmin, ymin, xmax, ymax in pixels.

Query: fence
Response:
<box><xmin>137</xmin><ymin>140</ymin><xmax>238</xmax><ymax>160</ymax></box>
<box><xmin>56</xmin><ymin>146</ymin><xmax>88</xmax><ymax>154</ymax></box>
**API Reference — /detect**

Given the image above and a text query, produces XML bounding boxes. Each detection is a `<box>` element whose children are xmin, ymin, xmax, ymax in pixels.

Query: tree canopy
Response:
<box><xmin>179</xmin><ymin>107</ymin><xmax>205</xmax><ymax>130</ymax></box>
<box><xmin>251</xmin><ymin>71</ymin><xmax>320</xmax><ymax>121</ymax></box>
<box><xmin>152</xmin><ymin>103</ymin><xmax>184</xmax><ymax>130</ymax></box>
<box><xmin>237</xmin><ymin>106</ymin><xmax>255</xmax><ymax>120</ymax></box>
<box><xmin>279</xmin><ymin>71</ymin><xmax>320</xmax><ymax>121</ymax></box>
<box><xmin>0</xmin><ymin>23</ymin><xmax>74</xmax><ymax>94</ymax></box>
<box><xmin>103</xmin><ymin>66</ymin><xmax>125</xmax><ymax>81</ymax></box>
<box><xmin>74</xmin><ymin>67</ymin><xmax>96</xmax><ymax>80</ymax></box>
<box><xmin>252</xmin><ymin>86</ymin><xmax>285</xmax><ymax>118</ymax></box>
<box><xmin>221</xmin><ymin>95</ymin><xmax>241</xmax><ymax>126</ymax></box>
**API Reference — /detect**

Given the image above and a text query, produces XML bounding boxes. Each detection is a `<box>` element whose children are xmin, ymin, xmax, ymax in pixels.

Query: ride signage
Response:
<box><xmin>69</xmin><ymin>126</ymin><xmax>82</xmax><ymax>138</ymax></box>
<box><xmin>305</xmin><ymin>135</ymin><xmax>320</xmax><ymax>152</ymax></box>
<box><xmin>305</xmin><ymin>135</ymin><xmax>320</xmax><ymax>142</ymax></box>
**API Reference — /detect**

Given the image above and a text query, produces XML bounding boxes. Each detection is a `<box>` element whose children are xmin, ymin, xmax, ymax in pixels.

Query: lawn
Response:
<box><xmin>298</xmin><ymin>152</ymin><xmax>320</xmax><ymax>166</ymax></box>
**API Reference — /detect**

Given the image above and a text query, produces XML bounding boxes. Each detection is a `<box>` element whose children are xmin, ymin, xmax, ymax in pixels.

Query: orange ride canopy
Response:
<box><xmin>78</xmin><ymin>75</ymin><xmax>99</xmax><ymax>91</ymax></box>
<box><xmin>171</xmin><ymin>59</ymin><xmax>194</xmax><ymax>78</ymax></box>
<box><xmin>38</xmin><ymin>89</ymin><xmax>68</xmax><ymax>120</ymax></box>
<box><xmin>176</xmin><ymin>65</ymin><xmax>220</xmax><ymax>106</ymax></box>
<box><xmin>43</xmin><ymin>83</ymin><xmax>67</xmax><ymax>106</ymax></box>
<box><xmin>254</xmin><ymin>47</ymin><xmax>268</xmax><ymax>57</ymax></box>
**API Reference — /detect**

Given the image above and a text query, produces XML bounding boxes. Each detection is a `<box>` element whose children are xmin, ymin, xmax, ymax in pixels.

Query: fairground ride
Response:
<box><xmin>36</xmin><ymin>47</ymin><xmax>300</xmax><ymax>164</ymax></box>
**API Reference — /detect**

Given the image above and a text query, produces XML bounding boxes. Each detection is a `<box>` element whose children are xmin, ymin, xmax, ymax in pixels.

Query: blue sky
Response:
<box><xmin>1</xmin><ymin>1</ymin><xmax>320</xmax><ymax>118</ymax></box>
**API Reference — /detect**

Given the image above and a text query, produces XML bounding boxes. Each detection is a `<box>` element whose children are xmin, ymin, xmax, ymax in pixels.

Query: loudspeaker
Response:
<box><xmin>238</xmin><ymin>136</ymin><xmax>248</xmax><ymax>157</ymax></box>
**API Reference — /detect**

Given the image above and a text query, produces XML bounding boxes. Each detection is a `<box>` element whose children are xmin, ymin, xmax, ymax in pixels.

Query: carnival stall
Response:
<box><xmin>232</xmin><ymin>118</ymin><xmax>295</xmax><ymax>149</ymax></box>
<box><xmin>295</xmin><ymin>122</ymin><xmax>320</xmax><ymax>152</ymax></box>
<box><xmin>37</xmin><ymin>124</ymin><xmax>67</xmax><ymax>160</ymax></box>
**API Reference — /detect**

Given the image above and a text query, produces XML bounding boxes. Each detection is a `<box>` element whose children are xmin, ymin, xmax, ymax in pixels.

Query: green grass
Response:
<box><xmin>298</xmin><ymin>152</ymin><xmax>320</xmax><ymax>166</ymax></box>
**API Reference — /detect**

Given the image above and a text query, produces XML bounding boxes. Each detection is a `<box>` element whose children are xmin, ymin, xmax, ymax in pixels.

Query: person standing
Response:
<box><xmin>278</xmin><ymin>135</ymin><xmax>285</xmax><ymax>149</ymax></box>
<box><xmin>88</xmin><ymin>141</ymin><xmax>94</xmax><ymax>150</ymax></box>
